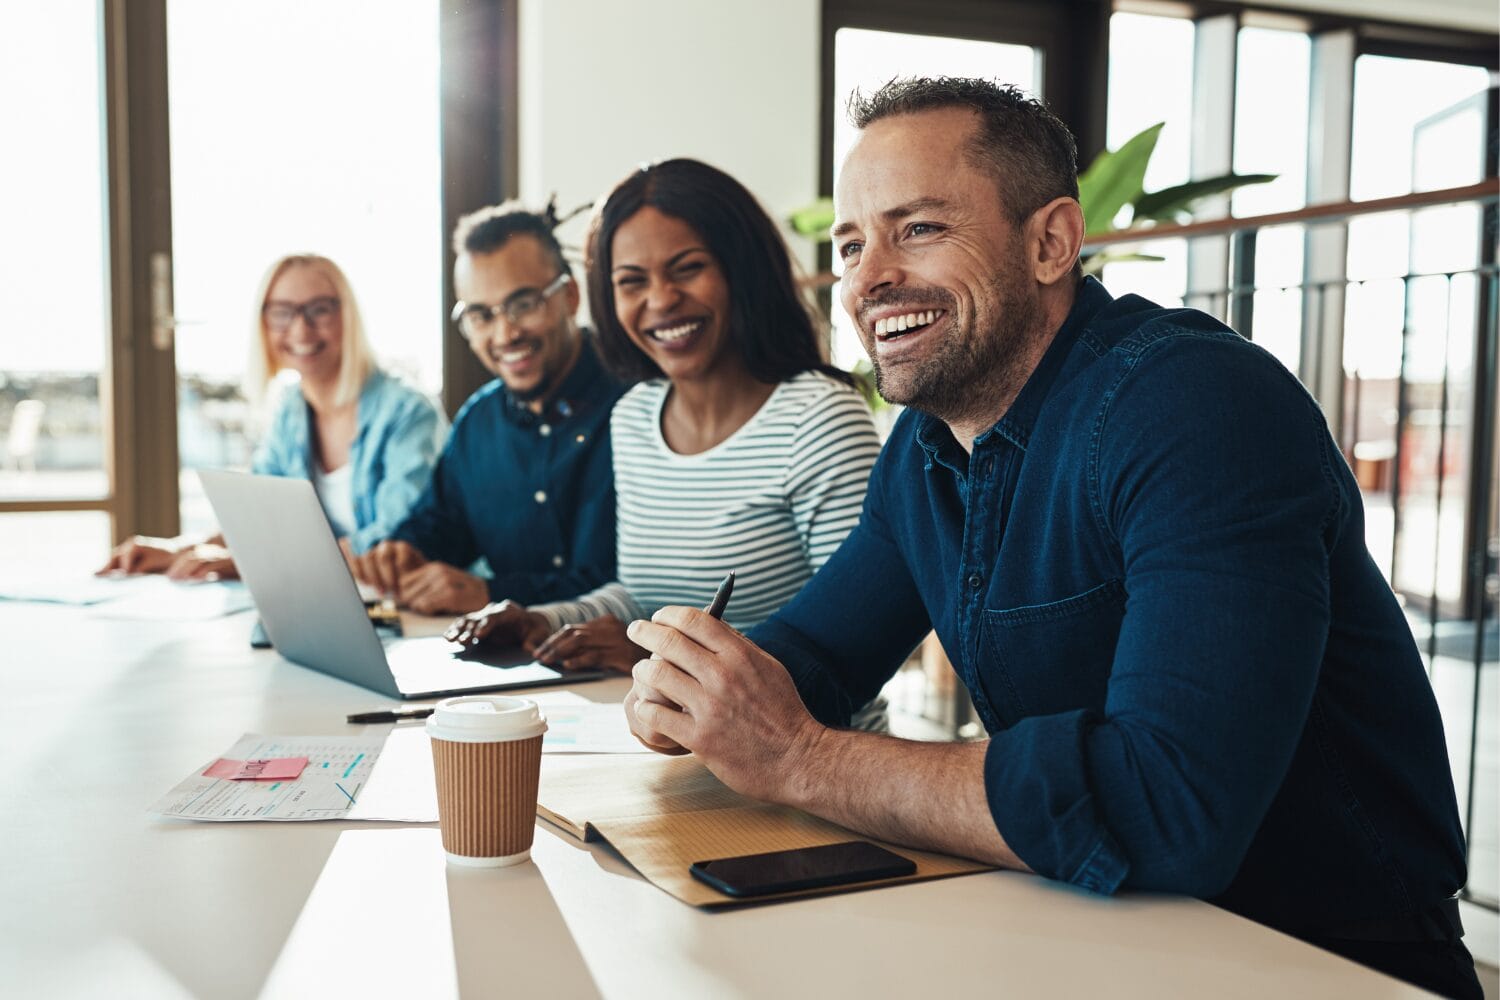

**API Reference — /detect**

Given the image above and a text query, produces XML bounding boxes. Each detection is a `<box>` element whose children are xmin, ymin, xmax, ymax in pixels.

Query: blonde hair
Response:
<box><xmin>246</xmin><ymin>253</ymin><xmax>376</xmax><ymax>408</ymax></box>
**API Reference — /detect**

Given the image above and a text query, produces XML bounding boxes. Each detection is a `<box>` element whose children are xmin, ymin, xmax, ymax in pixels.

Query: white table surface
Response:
<box><xmin>0</xmin><ymin>599</ymin><xmax>1430</xmax><ymax>999</ymax></box>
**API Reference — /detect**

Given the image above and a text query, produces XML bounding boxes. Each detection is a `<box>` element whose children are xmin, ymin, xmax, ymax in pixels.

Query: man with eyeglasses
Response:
<box><xmin>348</xmin><ymin>203</ymin><xmax>626</xmax><ymax>615</ymax></box>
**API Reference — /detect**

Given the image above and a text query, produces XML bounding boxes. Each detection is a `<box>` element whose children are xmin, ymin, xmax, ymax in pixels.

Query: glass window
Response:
<box><xmin>0</xmin><ymin>3</ymin><xmax>109</xmax><ymax>505</ymax></box>
<box><xmin>1233</xmin><ymin>27</ymin><xmax>1310</xmax><ymax>371</ymax></box>
<box><xmin>1346</xmin><ymin>55</ymin><xmax>1490</xmax><ymax>283</ymax></box>
<box><xmin>166</xmin><ymin>0</ymin><xmax>442</xmax><ymax>535</ymax></box>
<box><xmin>1099</xmin><ymin>12</ymin><xmax>1195</xmax><ymax>306</ymax></box>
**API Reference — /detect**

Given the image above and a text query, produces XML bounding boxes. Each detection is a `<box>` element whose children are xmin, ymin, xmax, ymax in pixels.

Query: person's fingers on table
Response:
<box><xmin>97</xmin><ymin>545</ymin><xmax>127</xmax><ymax>575</ymax></box>
<box><xmin>353</xmin><ymin>550</ymin><xmax>384</xmax><ymax>589</ymax></box>
<box><xmin>359</xmin><ymin>546</ymin><xmax>387</xmax><ymax>591</ymax></box>
<box><xmin>397</xmin><ymin>563</ymin><xmax>438</xmax><ymax>604</ymax></box>
<box><xmin>461</xmin><ymin>611</ymin><xmax>497</xmax><ymax>645</ymax></box>
<box><xmin>374</xmin><ymin>543</ymin><xmax>409</xmax><ymax>598</ymax></box>
<box><xmin>443</xmin><ymin>612</ymin><xmax>474</xmax><ymax>644</ymax></box>
<box><xmin>532</xmin><ymin>624</ymin><xmax>581</xmax><ymax>664</ymax></box>
<box><xmin>184</xmin><ymin>557</ymin><xmax>235</xmax><ymax>582</ymax></box>
<box><xmin>518</xmin><ymin>614</ymin><xmax>552</xmax><ymax>651</ymax></box>
<box><xmin>105</xmin><ymin>539</ymin><xmax>173</xmax><ymax>575</ymax></box>
<box><xmin>445</xmin><ymin>607</ymin><xmax>494</xmax><ymax>645</ymax></box>
<box><xmin>479</xmin><ymin>603</ymin><xmax>526</xmax><ymax>645</ymax></box>
<box><xmin>557</xmin><ymin>641</ymin><xmax>606</xmax><ymax>670</ymax></box>
<box><xmin>461</xmin><ymin>607</ymin><xmax>505</xmax><ymax>645</ymax></box>
<box><xmin>347</xmin><ymin>551</ymin><xmax>370</xmax><ymax>586</ymax></box>
<box><xmin>402</xmin><ymin>573</ymin><xmax>447</xmax><ymax>616</ymax></box>
<box><xmin>165</xmin><ymin>550</ymin><xmax>203</xmax><ymax>581</ymax></box>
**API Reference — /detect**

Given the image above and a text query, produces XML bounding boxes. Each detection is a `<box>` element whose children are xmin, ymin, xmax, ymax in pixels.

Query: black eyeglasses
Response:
<box><xmin>451</xmin><ymin>273</ymin><xmax>571</xmax><ymax>338</ymax></box>
<box><xmin>263</xmin><ymin>296</ymin><xmax>341</xmax><ymax>332</ymax></box>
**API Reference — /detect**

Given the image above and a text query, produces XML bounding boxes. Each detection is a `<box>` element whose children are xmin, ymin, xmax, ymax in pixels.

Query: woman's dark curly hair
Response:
<box><xmin>585</xmin><ymin>158</ymin><xmax>851</xmax><ymax>387</ymax></box>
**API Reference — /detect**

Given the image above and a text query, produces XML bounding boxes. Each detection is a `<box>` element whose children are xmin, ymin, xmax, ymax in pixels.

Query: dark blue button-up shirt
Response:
<box><xmin>392</xmin><ymin>337</ymin><xmax>626</xmax><ymax>604</ymax></box>
<box><xmin>752</xmin><ymin>277</ymin><xmax>1467</xmax><ymax>935</ymax></box>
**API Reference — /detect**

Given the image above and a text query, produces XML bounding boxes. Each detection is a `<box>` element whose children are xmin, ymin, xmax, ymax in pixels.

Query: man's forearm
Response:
<box><xmin>780</xmin><ymin>728</ymin><xmax>1030</xmax><ymax>871</ymax></box>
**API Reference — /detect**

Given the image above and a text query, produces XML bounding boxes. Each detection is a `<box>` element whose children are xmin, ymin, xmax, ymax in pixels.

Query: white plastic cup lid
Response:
<box><xmin>426</xmin><ymin>695</ymin><xmax>547</xmax><ymax>743</ymax></box>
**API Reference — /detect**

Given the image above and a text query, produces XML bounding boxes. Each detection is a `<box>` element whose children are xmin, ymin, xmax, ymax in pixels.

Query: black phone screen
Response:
<box><xmin>689</xmin><ymin>840</ymin><xmax>917</xmax><ymax>898</ymax></box>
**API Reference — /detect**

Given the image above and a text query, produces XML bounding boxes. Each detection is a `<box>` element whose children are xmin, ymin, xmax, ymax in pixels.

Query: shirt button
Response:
<box><xmin>539</xmin><ymin>424</ymin><xmax>552</xmax><ymax>437</ymax></box>
<box><xmin>981</xmin><ymin>457</ymin><xmax>994</xmax><ymax>477</ymax></box>
<box><xmin>534</xmin><ymin>490</ymin><xmax>547</xmax><ymax>504</ymax></box>
<box><xmin>575</xmin><ymin>433</ymin><xmax>586</xmax><ymax>443</ymax></box>
<box><xmin>968</xmin><ymin>573</ymin><xmax>983</xmax><ymax>589</ymax></box>
<box><xmin>552</xmin><ymin>554</ymin><xmax>564</xmax><ymax>568</ymax></box>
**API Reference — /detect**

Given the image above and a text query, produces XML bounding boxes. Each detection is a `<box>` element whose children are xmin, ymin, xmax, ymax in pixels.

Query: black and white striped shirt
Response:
<box><xmin>532</xmin><ymin>371</ymin><xmax>880</xmax><ymax>631</ymax></box>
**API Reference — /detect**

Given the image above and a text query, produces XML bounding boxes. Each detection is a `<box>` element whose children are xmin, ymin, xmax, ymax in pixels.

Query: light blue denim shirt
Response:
<box><xmin>251</xmin><ymin>369</ymin><xmax>445</xmax><ymax>554</ymax></box>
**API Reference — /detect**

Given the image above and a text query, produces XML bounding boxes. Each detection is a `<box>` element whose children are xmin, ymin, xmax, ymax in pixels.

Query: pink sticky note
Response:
<box><xmin>203</xmin><ymin>756</ymin><xmax>310</xmax><ymax>781</ymax></box>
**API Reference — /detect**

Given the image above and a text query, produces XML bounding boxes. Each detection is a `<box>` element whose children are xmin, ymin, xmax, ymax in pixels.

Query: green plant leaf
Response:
<box><xmin>1132</xmin><ymin>173</ymin><xmax>1278</xmax><ymax>223</ymax></box>
<box><xmin>1077</xmin><ymin>122</ymin><xmax>1163</xmax><ymax>236</ymax></box>
<box><xmin>788</xmin><ymin>197</ymin><xmax>836</xmax><ymax>239</ymax></box>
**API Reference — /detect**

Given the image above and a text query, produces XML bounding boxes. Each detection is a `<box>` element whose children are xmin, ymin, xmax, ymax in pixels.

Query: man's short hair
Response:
<box><xmin>451</xmin><ymin>200</ymin><xmax>572</xmax><ymax>278</ymax></box>
<box><xmin>848</xmin><ymin>77</ymin><xmax>1079</xmax><ymax>224</ymax></box>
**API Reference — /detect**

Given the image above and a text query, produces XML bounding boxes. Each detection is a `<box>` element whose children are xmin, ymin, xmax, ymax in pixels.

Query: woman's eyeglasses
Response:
<box><xmin>451</xmin><ymin>272</ymin><xmax>571</xmax><ymax>338</ymax></box>
<box><xmin>263</xmin><ymin>296</ymin><xmax>341</xmax><ymax>332</ymax></box>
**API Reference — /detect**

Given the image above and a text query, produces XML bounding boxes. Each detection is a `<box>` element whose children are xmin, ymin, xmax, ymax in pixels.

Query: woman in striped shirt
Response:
<box><xmin>447</xmin><ymin>158</ymin><xmax>880</xmax><ymax>678</ymax></box>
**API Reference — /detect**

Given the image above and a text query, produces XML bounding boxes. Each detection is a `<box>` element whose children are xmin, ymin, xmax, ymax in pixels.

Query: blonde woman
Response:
<box><xmin>99</xmin><ymin>254</ymin><xmax>443</xmax><ymax>579</ymax></box>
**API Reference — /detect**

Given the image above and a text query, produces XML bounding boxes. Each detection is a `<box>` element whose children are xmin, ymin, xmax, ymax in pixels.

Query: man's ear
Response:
<box><xmin>1029</xmin><ymin>197</ymin><xmax>1085</xmax><ymax>286</ymax></box>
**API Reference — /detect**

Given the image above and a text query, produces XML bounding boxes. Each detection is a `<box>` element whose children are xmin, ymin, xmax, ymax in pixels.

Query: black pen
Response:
<box><xmin>704</xmin><ymin>570</ymin><xmax>735</xmax><ymax>620</ymax></box>
<box><xmin>347</xmin><ymin>706</ymin><xmax>436</xmax><ymax>724</ymax></box>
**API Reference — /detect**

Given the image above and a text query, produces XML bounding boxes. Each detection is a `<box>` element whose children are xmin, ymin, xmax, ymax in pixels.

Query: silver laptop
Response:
<box><xmin>199</xmin><ymin>469</ymin><xmax>604</xmax><ymax>699</ymax></box>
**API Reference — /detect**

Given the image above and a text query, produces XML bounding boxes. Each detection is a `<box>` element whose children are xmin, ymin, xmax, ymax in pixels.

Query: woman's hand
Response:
<box><xmin>444</xmin><ymin>599</ymin><xmax>551</xmax><ymax>650</ymax></box>
<box><xmin>165</xmin><ymin>544</ymin><xmax>238</xmax><ymax>582</ymax></box>
<box><xmin>531</xmin><ymin>615</ymin><xmax>646</xmax><ymax>674</ymax></box>
<box><xmin>97</xmin><ymin>536</ymin><xmax>179</xmax><ymax>576</ymax></box>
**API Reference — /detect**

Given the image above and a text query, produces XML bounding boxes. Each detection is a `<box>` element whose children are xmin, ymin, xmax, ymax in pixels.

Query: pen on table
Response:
<box><xmin>346</xmin><ymin>706</ymin><xmax>435</xmax><ymax>724</ymax></box>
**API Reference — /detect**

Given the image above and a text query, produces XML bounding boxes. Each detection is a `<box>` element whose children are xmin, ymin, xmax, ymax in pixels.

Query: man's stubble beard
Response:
<box><xmin>503</xmin><ymin>320</ymin><xmax>578</xmax><ymax>403</ymax></box>
<box><xmin>871</xmin><ymin>266</ymin><xmax>1042</xmax><ymax>429</ymax></box>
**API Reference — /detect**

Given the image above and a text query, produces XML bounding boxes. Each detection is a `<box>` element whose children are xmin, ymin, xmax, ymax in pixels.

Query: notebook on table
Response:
<box><xmin>536</xmin><ymin>753</ymin><xmax>992</xmax><ymax>908</ymax></box>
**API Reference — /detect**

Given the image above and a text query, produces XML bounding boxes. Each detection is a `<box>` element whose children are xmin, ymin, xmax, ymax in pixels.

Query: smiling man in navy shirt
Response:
<box><xmin>621</xmin><ymin>79</ymin><xmax>1478</xmax><ymax>997</ymax></box>
<box><xmin>350</xmin><ymin>203</ymin><xmax>625</xmax><ymax>615</ymax></box>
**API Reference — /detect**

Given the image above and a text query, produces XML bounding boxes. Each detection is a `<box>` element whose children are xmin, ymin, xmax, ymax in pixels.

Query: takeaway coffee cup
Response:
<box><xmin>427</xmin><ymin>695</ymin><xmax>548</xmax><ymax>867</ymax></box>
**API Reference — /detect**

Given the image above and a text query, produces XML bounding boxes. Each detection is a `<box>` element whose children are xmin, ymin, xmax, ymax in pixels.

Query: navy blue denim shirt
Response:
<box><xmin>392</xmin><ymin>337</ymin><xmax>626</xmax><ymax>604</ymax></box>
<box><xmin>752</xmin><ymin>277</ymin><xmax>1467</xmax><ymax>935</ymax></box>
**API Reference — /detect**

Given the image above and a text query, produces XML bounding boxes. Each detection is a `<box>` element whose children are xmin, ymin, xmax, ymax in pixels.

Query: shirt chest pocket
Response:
<box><xmin>979</xmin><ymin>578</ymin><xmax>1126</xmax><ymax>729</ymax></box>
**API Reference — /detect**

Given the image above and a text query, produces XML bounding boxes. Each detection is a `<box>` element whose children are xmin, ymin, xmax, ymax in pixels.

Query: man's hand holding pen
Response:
<box><xmin>624</xmin><ymin>606</ymin><xmax>825</xmax><ymax>804</ymax></box>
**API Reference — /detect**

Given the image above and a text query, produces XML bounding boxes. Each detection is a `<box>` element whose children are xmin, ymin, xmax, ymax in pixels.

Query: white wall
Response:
<box><xmin>518</xmin><ymin>0</ymin><xmax>822</xmax><ymax>285</ymax></box>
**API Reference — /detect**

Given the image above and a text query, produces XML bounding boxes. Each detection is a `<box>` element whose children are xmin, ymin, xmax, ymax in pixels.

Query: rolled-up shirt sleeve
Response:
<box><xmin>984</xmin><ymin>336</ymin><xmax>1339</xmax><ymax>896</ymax></box>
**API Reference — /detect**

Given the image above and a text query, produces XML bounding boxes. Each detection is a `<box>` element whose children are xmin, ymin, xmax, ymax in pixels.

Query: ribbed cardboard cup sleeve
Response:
<box><xmin>430</xmin><ymin>734</ymin><xmax>543</xmax><ymax>861</ymax></box>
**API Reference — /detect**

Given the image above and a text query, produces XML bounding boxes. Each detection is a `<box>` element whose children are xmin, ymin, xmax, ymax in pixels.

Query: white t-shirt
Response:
<box><xmin>311</xmin><ymin>462</ymin><xmax>356</xmax><ymax>541</ymax></box>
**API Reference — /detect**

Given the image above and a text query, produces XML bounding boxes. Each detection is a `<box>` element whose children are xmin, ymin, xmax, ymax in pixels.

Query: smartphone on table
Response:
<box><xmin>689</xmin><ymin>840</ymin><xmax>916</xmax><ymax>898</ymax></box>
